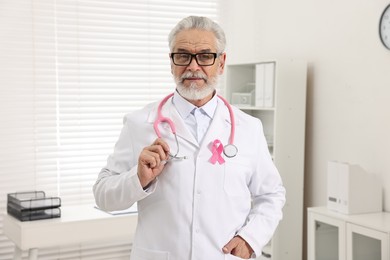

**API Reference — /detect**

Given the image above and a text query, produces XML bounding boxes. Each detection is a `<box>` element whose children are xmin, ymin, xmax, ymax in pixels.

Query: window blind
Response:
<box><xmin>0</xmin><ymin>0</ymin><xmax>220</xmax><ymax>258</ymax></box>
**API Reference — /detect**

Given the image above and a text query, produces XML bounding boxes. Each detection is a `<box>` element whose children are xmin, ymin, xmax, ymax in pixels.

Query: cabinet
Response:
<box><xmin>308</xmin><ymin>207</ymin><xmax>390</xmax><ymax>260</ymax></box>
<box><xmin>223</xmin><ymin>59</ymin><xmax>307</xmax><ymax>260</ymax></box>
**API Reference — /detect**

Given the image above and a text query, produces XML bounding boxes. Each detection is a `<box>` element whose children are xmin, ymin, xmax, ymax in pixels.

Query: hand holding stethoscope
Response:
<box><xmin>137</xmin><ymin>93</ymin><xmax>239</xmax><ymax>188</ymax></box>
<box><xmin>137</xmin><ymin>138</ymin><xmax>170</xmax><ymax>189</ymax></box>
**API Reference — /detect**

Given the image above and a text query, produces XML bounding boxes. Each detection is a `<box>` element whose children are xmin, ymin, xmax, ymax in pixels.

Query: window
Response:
<box><xmin>0</xmin><ymin>0</ymin><xmax>220</xmax><ymax>258</ymax></box>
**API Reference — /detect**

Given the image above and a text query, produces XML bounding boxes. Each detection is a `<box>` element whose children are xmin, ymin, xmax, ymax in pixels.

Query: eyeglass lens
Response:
<box><xmin>171</xmin><ymin>53</ymin><xmax>217</xmax><ymax>66</ymax></box>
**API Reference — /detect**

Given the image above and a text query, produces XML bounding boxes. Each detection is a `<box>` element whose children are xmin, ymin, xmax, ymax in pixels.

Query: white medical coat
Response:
<box><xmin>93</xmin><ymin>96</ymin><xmax>286</xmax><ymax>260</ymax></box>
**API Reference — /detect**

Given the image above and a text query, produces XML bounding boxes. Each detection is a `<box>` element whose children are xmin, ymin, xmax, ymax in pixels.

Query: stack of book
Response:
<box><xmin>7</xmin><ymin>191</ymin><xmax>61</xmax><ymax>221</ymax></box>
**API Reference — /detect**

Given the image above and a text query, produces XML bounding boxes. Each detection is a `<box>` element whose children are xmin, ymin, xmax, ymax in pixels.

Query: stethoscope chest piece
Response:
<box><xmin>223</xmin><ymin>144</ymin><xmax>238</xmax><ymax>158</ymax></box>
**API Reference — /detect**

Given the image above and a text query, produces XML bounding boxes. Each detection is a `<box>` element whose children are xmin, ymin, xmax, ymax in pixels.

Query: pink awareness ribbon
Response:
<box><xmin>209</xmin><ymin>139</ymin><xmax>225</xmax><ymax>165</ymax></box>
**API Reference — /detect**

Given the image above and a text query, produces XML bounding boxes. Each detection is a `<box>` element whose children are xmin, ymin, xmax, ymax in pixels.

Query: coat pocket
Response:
<box><xmin>223</xmin><ymin>161</ymin><xmax>251</xmax><ymax>197</ymax></box>
<box><xmin>224</xmin><ymin>253</ymin><xmax>248</xmax><ymax>260</ymax></box>
<box><xmin>131</xmin><ymin>247</ymin><xmax>170</xmax><ymax>260</ymax></box>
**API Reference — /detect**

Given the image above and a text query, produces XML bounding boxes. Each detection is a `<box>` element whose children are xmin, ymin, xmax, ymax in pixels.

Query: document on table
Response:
<box><xmin>94</xmin><ymin>203</ymin><xmax>138</xmax><ymax>215</ymax></box>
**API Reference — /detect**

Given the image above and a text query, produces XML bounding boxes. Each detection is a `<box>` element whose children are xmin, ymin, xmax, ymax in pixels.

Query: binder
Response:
<box><xmin>255</xmin><ymin>63</ymin><xmax>275</xmax><ymax>107</ymax></box>
<box><xmin>264</xmin><ymin>62</ymin><xmax>275</xmax><ymax>107</ymax></box>
<box><xmin>255</xmin><ymin>63</ymin><xmax>265</xmax><ymax>107</ymax></box>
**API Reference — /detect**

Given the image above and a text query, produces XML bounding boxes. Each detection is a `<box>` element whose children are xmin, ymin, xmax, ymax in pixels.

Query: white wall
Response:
<box><xmin>221</xmin><ymin>0</ymin><xmax>390</xmax><ymax>211</ymax></box>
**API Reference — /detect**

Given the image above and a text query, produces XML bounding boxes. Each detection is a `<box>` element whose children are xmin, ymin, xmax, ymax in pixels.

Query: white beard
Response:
<box><xmin>174</xmin><ymin>71</ymin><xmax>219</xmax><ymax>101</ymax></box>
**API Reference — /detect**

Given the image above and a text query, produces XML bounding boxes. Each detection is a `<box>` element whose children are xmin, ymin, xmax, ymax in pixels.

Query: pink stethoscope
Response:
<box><xmin>153</xmin><ymin>93</ymin><xmax>238</xmax><ymax>162</ymax></box>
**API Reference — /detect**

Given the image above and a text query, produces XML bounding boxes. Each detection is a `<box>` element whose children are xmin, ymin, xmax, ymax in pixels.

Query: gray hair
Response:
<box><xmin>168</xmin><ymin>16</ymin><xmax>226</xmax><ymax>53</ymax></box>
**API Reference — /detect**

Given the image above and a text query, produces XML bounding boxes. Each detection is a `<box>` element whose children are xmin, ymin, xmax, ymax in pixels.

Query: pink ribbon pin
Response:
<box><xmin>209</xmin><ymin>139</ymin><xmax>225</xmax><ymax>165</ymax></box>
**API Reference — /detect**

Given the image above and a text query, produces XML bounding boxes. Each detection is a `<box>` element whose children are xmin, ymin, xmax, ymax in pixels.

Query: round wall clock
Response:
<box><xmin>379</xmin><ymin>4</ymin><xmax>390</xmax><ymax>50</ymax></box>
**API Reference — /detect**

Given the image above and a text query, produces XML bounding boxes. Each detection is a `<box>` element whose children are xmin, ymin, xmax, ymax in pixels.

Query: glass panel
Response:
<box><xmin>315</xmin><ymin>221</ymin><xmax>339</xmax><ymax>260</ymax></box>
<box><xmin>352</xmin><ymin>232</ymin><xmax>381</xmax><ymax>260</ymax></box>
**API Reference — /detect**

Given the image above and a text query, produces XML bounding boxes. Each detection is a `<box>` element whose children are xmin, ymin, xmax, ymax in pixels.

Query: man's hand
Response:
<box><xmin>137</xmin><ymin>138</ymin><xmax>170</xmax><ymax>188</ymax></box>
<box><xmin>222</xmin><ymin>236</ymin><xmax>254</xmax><ymax>259</ymax></box>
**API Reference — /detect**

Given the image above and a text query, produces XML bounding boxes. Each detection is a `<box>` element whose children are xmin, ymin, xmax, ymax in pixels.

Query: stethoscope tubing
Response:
<box><xmin>215</xmin><ymin>94</ymin><xmax>235</xmax><ymax>146</ymax></box>
<box><xmin>154</xmin><ymin>93</ymin><xmax>176</xmax><ymax>138</ymax></box>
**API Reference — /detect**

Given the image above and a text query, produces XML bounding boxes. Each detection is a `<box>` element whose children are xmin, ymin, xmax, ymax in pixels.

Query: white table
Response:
<box><xmin>3</xmin><ymin>205</ymin><xmax>138</xmax><ymax>260</ymax></box>
<box><xmin>308</xmin><ymin>207</ymin><xmax>390</xmax><ymax>260</ymax></box>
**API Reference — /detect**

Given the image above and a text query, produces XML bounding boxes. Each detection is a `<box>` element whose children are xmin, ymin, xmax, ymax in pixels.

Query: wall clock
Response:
<box><xmin>379</xmin><ymin>4</ymin><xmax>390</xmax><ymax>49</ymax></box>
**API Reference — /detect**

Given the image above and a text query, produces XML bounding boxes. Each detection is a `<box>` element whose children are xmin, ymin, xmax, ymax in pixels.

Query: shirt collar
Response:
<box><xmin>172</xmin><ymin>90</ymin><xmax>218</xmax><ymax>119</ymax></box>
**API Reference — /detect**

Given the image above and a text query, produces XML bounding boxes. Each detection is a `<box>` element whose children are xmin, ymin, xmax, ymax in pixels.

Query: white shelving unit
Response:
<box><xmin>224</xmin><ymin>59</ymin><xmax>307</xmax><ymax>260</ymax></box>
<box><xmin>308</xmin><ymin>206</ymin><xmax>390</xmax><ymax>260</ymax></box>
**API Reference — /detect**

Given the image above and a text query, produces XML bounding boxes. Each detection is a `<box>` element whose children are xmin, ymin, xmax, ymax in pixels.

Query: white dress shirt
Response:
<box><xmin>172</xmin><ymin>91</ymin><xmax>217</xmax><ymax>144</ymax></box>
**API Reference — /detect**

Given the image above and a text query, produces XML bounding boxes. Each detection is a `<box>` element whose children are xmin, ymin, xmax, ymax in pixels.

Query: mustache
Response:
<box><xmin>180</xmin><ymin>71</ymin><xmax>208</xmax><ymax>81</ymax></box>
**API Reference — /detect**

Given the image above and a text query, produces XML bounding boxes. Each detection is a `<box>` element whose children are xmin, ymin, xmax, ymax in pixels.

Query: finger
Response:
<box><xmin>138</xmin><ymin>152</ymin><xmax>166</xmax><ymax>188</ymax></box>
<box><xmin>231</xmin><ymin>236</ymin><xmax>253</xmax><ymax>259</ymax></box>
<box><xmin>141</xmin><ymin>147</ymin><xmax>163</xmax><ymax>165</ymax></box>
<box><xmin>147</xmin><ymin>144</ymin><xmax>169</xmax><ymax>161</ymax></box>
<box><xmin>152</xmin><ymin>138</ymin><xmax>170</xmax><ymax>153</ymax></box>
<box><xmin>139</xmin><ymin>152</ymin><xmax>160</xmax><ymax>168</ymax></box>
<box><xmin>231</xmin><ymin>247</ymin><xmax>245</xmax><ymax>258</ymax></box>
<box><xmin>222</xmin><ymin>237</ymin><xmax>240</xmax><ymax>254</ymax></box>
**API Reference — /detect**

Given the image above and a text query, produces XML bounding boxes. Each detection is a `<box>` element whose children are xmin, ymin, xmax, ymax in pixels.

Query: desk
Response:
<box><xmin>3</xmin><ymin>205</ymin><xmax>138</xmax><ymax>260</ymax></box>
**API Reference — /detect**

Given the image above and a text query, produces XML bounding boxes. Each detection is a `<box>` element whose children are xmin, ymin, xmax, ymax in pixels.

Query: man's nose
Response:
<box><xmin>186</xmin><ymin>56</ymin><xmax>201</xmax><ymax>71</ymax></box>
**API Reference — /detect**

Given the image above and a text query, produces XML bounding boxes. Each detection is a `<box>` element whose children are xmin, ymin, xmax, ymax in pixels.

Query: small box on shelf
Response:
<box><xmin>232</xmin><ymin>92</ymin><xmax>253</xmax><ymax>106</ymax></box>
<box><xmin>231</xmin><ymin>82</ymin><xmax>255</xmax><ymax>107</ymax></box>
<box><xmin>327</xmin><ymin>161</ymin><xmax>382</xmax><ymax>214</ymax></box>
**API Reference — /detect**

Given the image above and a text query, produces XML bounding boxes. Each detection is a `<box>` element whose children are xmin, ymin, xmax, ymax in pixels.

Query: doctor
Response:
<box><xmin>93</xmin><ymin>16</ymin><xmax>285</xmax><ymax>260</ymax></box>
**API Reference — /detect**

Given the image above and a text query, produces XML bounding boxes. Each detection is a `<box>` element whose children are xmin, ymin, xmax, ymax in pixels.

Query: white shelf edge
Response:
<box><xmin>234</xmin><ymin>106</ymin><xmax>275</xmax><ymax>111</ymax></box>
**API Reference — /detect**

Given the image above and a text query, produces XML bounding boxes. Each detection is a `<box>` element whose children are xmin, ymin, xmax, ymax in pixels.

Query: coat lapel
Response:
<box><xmin>200</xmin><ymin>99</ymin><xmax>233</xmax><ymax>155</ymax></box>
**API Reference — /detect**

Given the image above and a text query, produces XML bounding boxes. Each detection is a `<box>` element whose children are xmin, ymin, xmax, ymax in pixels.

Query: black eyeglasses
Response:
<box><xmin>170</xmin><ymin>53</ymin><xmax>219</xmax><ymax>66</ymax></box>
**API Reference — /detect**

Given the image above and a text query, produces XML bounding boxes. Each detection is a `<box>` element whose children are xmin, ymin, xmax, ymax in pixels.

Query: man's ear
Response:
<box><xmin>218</xmin><ymin>52</ymin><xmax>226</xmax><ymax>75</ymax></box>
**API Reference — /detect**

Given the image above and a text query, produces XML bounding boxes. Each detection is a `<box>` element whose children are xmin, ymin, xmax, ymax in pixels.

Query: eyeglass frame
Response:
<box><xmin>170</xmin><ymin>52</ymin><xmax>222</xmax><ymax>66</ymax></box>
